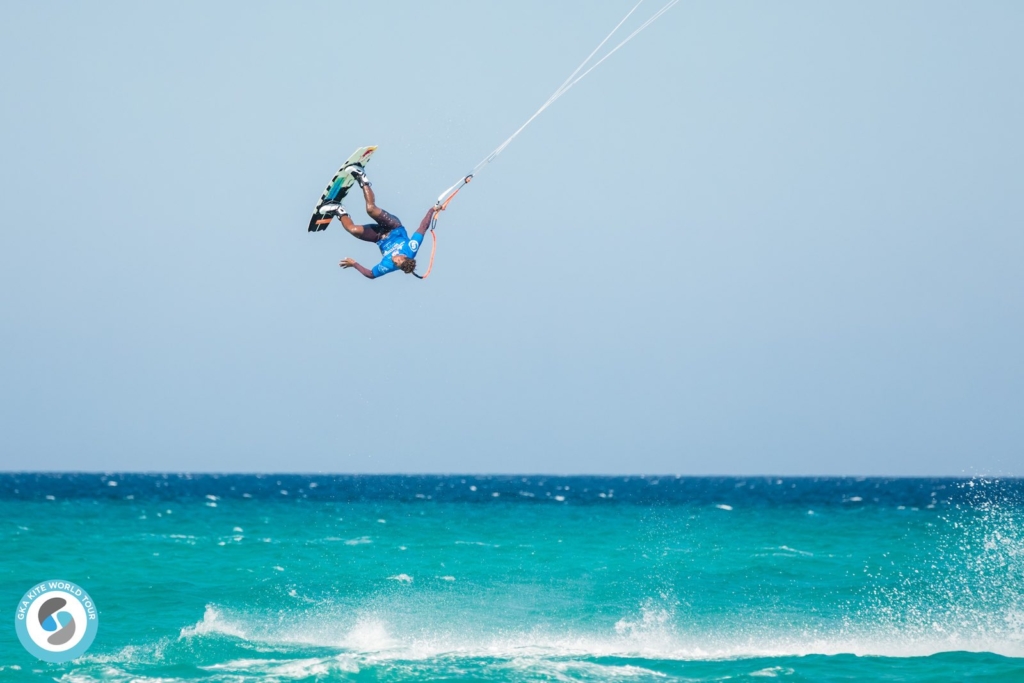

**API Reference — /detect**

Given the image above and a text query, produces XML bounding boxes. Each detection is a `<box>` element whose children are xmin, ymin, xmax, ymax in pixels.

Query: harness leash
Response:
<box><xmin>414</xmin><ymin>0</ymin><xmax>678</xmax><ymax>279</ymax></box>
<box><xmin>413</xmin><ymin>175</ymin><xmax>471</xmax><ymax>280</ymax></box>
<box><xmin>411</xmin><ymin>227</ymin><xmax>437</xmax><ymax>280</ymax></box>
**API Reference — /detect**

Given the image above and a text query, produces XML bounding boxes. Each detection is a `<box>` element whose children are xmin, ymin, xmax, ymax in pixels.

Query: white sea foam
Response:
<box><xmin>60</xmin><ymin>674</ymin><xmax>185</xmax><ymax>683</ymax></box>
<box><xmin>202</xmin><ymin>655</ymin><xmax>359</xmax><ymax>677</ymax></box>
<box><xmin>69</xmin><ymin>636</ymin><xmax>175</xmax><ymax>678</ymax></box>
<box><xmin>174</xmin><ymin>599</ymin><xmax>1024</xmax><ymax>662</ymax></box>
<box><xmin>500</xmin><ymin>657</ymin><xmax>668</xmax><ymax>680</ymax></box>
<box><xmin>776</xmin><ymin>545</ymin><xmax>813</xmax><ymax>557</ymax></box>
<box><xmin>342</xmin><ymin>615</ymin><xmax>398</xmax><ymax>651</ymax></box>
<box><xmin>455</xmin><ymin>540</ymin><xmax>499</xmax><ymax>547</ymax></box>
<box><xmin>180</xmin><ymin>605</ymin><xmax>249</xmax><ymax>640</ymax></box>
<box><xmin>750</xmin><ymin>666</ymin><xmax>794</xmax><ymax>677</ymax></box>
<box><xmin>344</xmin><ymin>536</ymin><xmax>373</xmax><ymax>545</ymax></box>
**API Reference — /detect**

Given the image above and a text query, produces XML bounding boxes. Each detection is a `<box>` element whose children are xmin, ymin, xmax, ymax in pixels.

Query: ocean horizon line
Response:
<box><xmin>1</xmin><ymin>470</ymin><xmax>1021</xmax><ymax>479</ymax></box>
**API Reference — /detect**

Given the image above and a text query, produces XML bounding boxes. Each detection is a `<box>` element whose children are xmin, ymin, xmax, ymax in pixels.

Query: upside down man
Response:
<box><xmin>317</xmin><ymin>166</ymin><xmax>433</xmax><ymax>279</ymax></box>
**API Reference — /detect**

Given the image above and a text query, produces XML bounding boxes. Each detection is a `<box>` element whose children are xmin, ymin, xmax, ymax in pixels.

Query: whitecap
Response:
<box><xmin>345</xmin><ymin>536</ymin><xmax>372</xmax><ymax>546</ymax></box>
<box><xmin>179</xmin><ymin>605</ymin><xmax>248</xmax><ymax>640</ymax></box>
<box><xmin>750</xmin><ymin>666</ymin><xmax>794</xmax><ymax>677</ymax></box>
<box><xmin>202</xmin><ymin>655</ymin><xmax>359</xmax><ymax>677</ymax></box>
<box><xmin>454</xmin><ymin>540</ymin><xmax>497</xmax><ymax>547</ymax></box>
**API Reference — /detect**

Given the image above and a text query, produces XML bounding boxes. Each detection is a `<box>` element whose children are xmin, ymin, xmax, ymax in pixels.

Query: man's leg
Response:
<box><xmin>360</xmin><ymin>184</ymin><xmax>402</xmax><ymax>231</ymax></box>
<box><xmin>337</xmin><ymin>212</ymin><xmax>380</xmax><ymax>243</ymax></box>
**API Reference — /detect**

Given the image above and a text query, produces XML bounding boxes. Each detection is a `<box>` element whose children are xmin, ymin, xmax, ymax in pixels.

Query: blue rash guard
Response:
<box><xmin>370</xmin><ymin>227</ymin><xmax>423</xmax><ymax>278</ymax></box>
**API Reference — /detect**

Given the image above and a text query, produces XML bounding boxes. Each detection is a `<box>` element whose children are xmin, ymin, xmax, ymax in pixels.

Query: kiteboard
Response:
<box><xmin>307</xmin><ymin>145</ymin><xmax>377</xmax><ymax>232</ymax></box>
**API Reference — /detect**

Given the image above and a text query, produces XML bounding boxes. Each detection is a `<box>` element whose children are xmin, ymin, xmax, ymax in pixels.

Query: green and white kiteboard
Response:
<box><xmin>307</xmin><ymin>145</ymin><xmax>377</xmax><ymax>232</ymax></box>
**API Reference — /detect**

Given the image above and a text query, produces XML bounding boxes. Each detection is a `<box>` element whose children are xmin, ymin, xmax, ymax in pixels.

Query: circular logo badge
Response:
<box><xmin>15</xmin><ymin>580</ymin><xmax>98</xmax><ymax>663</ymax></box>
<box><xmin>409</xmin><ymin>240</ymin><xmax>419</xmax><ymax>251</ymax></box>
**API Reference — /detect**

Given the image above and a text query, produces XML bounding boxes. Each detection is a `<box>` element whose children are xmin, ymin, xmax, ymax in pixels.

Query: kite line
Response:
<box><xmin>415</xmin><ymin>0</ymin><xmax>680</xmax><ymax>279</ymax></box>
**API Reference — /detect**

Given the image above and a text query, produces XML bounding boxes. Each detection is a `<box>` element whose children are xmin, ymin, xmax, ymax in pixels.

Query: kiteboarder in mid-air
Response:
<box><xmin>317</xmin><ymin>167</ymin><xmax>433</xmax><ymax>279</ymax></box>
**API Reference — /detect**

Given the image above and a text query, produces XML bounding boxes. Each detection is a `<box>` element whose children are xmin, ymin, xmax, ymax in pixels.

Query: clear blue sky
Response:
<box><xmin>1</xmin><ymin>1</ymin><xmax>1021</xmax><ymax>475</ymax></box>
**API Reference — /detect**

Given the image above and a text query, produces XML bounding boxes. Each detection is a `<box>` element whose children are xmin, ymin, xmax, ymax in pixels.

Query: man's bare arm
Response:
<box><xmin>414</xmin><ymin>206</ymin><xmax>437</xmax><ymax>238</ymax></box>
<box><xmin>340</xmin><ymin>258</ymin><xmax>374</xmax><ymax>279</ymax></box>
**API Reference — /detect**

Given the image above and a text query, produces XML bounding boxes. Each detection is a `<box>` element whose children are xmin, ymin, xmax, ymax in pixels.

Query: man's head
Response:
<box><xmin>393</xmin><ymin>254</ymin><xmax>417</xmax><ymax>274</ymax></box>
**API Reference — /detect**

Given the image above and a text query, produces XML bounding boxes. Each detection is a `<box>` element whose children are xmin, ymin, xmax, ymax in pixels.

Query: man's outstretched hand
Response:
<box><xmin>339</xmin><ymin>257</ymin><xmax>374</xmax><ymax>279</ymax></box>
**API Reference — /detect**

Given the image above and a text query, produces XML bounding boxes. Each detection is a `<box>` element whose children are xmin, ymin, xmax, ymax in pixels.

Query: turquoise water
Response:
<box><xmin>1</xmin><ymin>475</ymin><xmax>1022</xmax><ymax>681</ymax></box>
